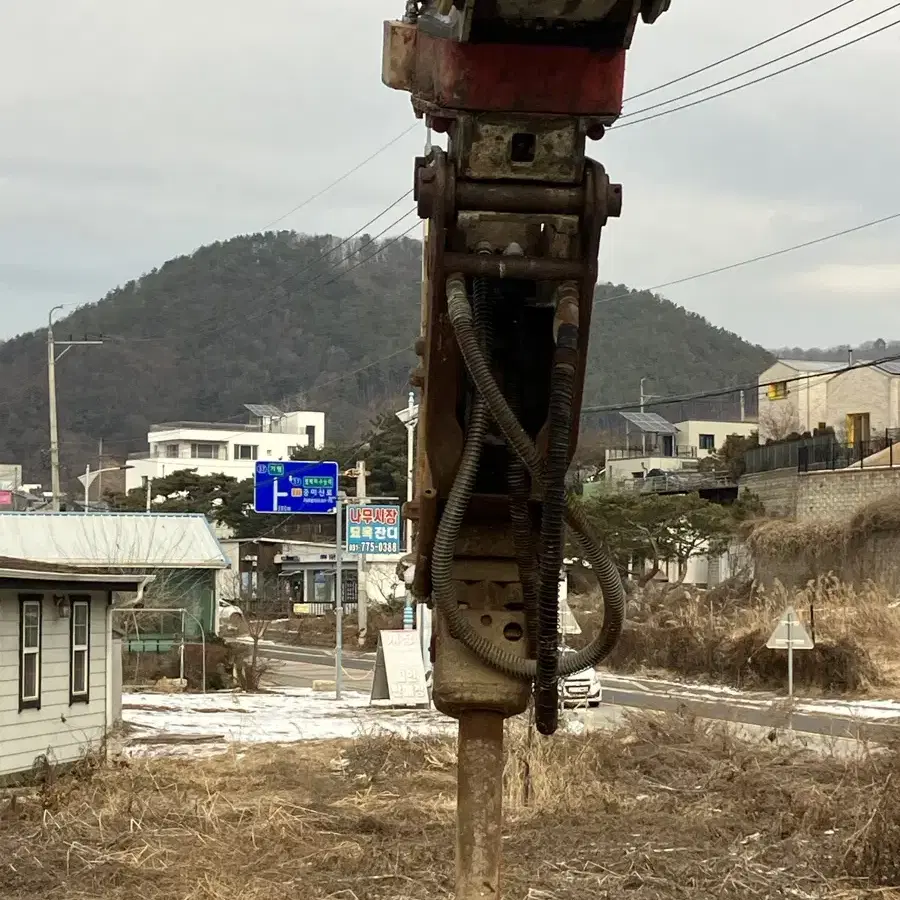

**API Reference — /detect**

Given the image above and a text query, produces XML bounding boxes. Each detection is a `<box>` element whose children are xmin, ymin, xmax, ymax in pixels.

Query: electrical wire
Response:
<box><xmin>624</xmin><ymin>0</ymin><xmax>862</xmax><ymax>102</ymax></box>
<box><xmin>261</xmin><ymin>124</ymin><xmax>419</xmax><ymax>230</ymax></box>
<box><xmin>594</xmin><ymin>211</ymin><xmax>900</xmax><ymax>306</ymax></box>
<box><xmin>581</xmin><ymin>352</ymin><xmax>900</xmax><ymax>414</ymax></box>
<box><xmin>620</xmin><ymin>1</ymin><xmax>900</xmax><ymax>119</ymax></box>
<box><xmin>616</xmin><ymin>15</ymin><xmax>900</xmax><ymax>129</ymax></box>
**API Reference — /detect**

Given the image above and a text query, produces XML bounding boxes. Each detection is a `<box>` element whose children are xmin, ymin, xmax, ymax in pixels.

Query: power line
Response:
<box><xmin>582</xmin><ymin>353</ymin><xmax>900</xmax><ymax>414</ymax></box>
<box><xmin>304</xmin><ymin>209</ymin><xmax>900</xmax><ymax>405</ymax></box>
<box><xmin>593</xmin><ymin>211</ymin><xmax>900</xmax><ymax>305</ymax></box>
<box><xmin>105</xmin><ymin>201</ymin><xmax>418</xmax><ymax>345</ymax></box>
<box><xmin>261</xmin><ymin>124</ymin><xmax>419</xmax><ymax>230</ymax></box>
<box><xmin>623</xmin><ymin>0</ymin><xmax>861</xmax><ymax>102</ymax></box>
<box><xmin>616</xmin><ymin>15</ymin><xmax>900</xmax><ymax>129</ymax></box>
<box><xmin>621</xmin><ymin>1</ymin><xmax>900</xmax><ymax>119</ymax></box>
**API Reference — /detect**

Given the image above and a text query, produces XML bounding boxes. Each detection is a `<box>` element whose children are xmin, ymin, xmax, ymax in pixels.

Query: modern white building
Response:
<box><xmin>0</xmin><ymin>556</ymin><xmax>152</xmax><ymax>779</ymax></box>
<box><xmin>604</xmin><ymin>413</ymin><xmax>757</xmax><ymax>486</ymax></box>
<box><xmin>126</xmin><ymin>404</ymin><xmax>326</xmax><ymax>492</ymax></box>
<box><xmin>758</xmin><ymin>358</ymin><xmax>900</xmax><ymax>443</ymax></box>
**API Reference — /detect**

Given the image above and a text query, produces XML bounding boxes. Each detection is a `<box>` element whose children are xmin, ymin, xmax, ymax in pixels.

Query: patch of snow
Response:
<box><xmin>121</xmin><ymin>688</ymin><xmax>452</xmax><ymax>758</ymax></box>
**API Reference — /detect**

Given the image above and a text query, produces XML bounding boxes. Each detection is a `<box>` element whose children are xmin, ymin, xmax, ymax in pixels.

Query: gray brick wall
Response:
<box><xmin>797</xmin><ymin>468</ymin><xmax>900</xmax><ymax>521</ymax></box>
<box><xmin>740</xmin><ymin>469</ymin><xmax>798</xmax><ymax>518</ymax></box>
<box><xmin>740</xmin><ymin>466</ymin><xmax>900</xmax><ymax>521</ymax></box>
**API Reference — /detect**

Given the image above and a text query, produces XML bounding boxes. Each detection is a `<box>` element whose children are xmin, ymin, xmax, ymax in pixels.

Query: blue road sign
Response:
<box><xmin>253</xmin><ymin>460</ymin><xmax>339</xmax><ymax>515</ymax></box>
<box><xmin>345</xmin><ymin>504</ymin><xmax>402</xmax><ymax>554</ymax></box>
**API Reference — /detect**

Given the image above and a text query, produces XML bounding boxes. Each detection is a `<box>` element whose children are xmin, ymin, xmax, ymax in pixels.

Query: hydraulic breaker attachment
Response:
<box><xmin>382</xmin><ymin>2</ymin><xmax>670</xmax><ymax>896</ymax></box>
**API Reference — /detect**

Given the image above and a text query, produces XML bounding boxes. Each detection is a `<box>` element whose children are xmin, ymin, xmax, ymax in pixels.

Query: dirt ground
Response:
<box><xmin>3</xmin><ymin>714</ymin><xmax>900</xmax><ymax>899</ymax></box>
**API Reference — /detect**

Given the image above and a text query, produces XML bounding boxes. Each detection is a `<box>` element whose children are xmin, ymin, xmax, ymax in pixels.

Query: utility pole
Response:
<box><xmin>146</xmin><ymin>476</ymin><xmax>153</xmax><ymax>512</ymax></box>
<box><xmin>739</xmin><ymin>390</ymin><xmax>745</xmax><ymax>423</ymax></box>
<box><xmin>639</xmin><ymin>377</ymin><xmax>647</xmax><ymax>455</ymax></box>
<box><xmin>355</xmin><ymin>460</ymin><xmax>368</xmax><ymax>646</ymax></box>
<box><xmin>46</xmin><ymin>306</ymin><xmax>102</xmax><ymax>511</ymax></box>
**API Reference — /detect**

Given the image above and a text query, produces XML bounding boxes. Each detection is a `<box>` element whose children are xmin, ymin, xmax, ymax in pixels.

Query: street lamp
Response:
<box><xmin>395</xmin><ymin>391</ymin><xmax>418</xmax><ymax>554</ymax></box>
<box><xmin>395</xmin><ymin>392</ymin><xmax>429</xmax><ymax>658</ymax></box>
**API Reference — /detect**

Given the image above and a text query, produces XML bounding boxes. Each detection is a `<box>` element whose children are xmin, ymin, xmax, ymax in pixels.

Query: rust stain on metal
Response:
<box><xmin>457</xmin><ymin>710</ymin><xmax>504</xmax><ymax>899</ymax></box>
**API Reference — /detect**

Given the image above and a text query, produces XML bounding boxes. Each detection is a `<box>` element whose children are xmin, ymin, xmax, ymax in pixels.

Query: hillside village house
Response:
<box><xmin>603</xmin><ymin>413</ymin><xmax>757</xmax><ymax>486</ymax></box>
<box><xmin>0</xmin><ymin>512</ymin><xmax>229</xmax><ymax>638</ymax></box>
<box><xmin>0</xmin><ymin>556</ymin><xmax>152</xmax><ymax>780</ymax></box>
<box><xmin>758</xmin><ymin>358</ymin><xmax>900</xmax><ymax>443</ymax></box>
<box><xmin>125</xmin><ymin>403</ymin><xmax>325</xmax><ymax>493</ymax></box>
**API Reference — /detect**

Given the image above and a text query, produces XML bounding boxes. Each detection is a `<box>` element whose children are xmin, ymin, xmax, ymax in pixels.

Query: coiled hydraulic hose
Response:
<box><xmin>533</xmin><ymin>344</ymin><xmax>576</xmax><ymax>734</ymax></box>
<box><xmin>435</xmin><ymin>273</ymin><xmax>626</xmax><ymax>680</ymax></box>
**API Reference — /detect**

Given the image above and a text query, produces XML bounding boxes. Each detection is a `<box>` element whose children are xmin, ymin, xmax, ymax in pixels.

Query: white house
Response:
<box><xmin>0</xmin><ymin>556</ymin><xmax>152</xmax><ymax>780</ymax></box>
<box><xmin>0</xmin><ymin>512</ymin><xmax>230</xmax><ymax>637</ymax></box>
<box><xmin>758</xmin><ymin>358</ymin><xmax>900</xmax><ymax>443</ymax></box>
<box><xmin>126</xmin><ymin>403</ymin><xmax>326</xmax><ymax>493</ymax></box>
<box><xmin>604</xmin><ymin>413</ymin><xmax>756</xmax><ymax>485</ymax></box>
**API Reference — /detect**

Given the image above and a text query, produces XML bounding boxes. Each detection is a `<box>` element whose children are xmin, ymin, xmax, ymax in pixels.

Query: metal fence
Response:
<box><xmin>744</xmin><ymin>429</ymin><xmax>900</xmax><ymax>474</ymax></box>
<box><xmin>620</xmin><ymin>471</ymin><xmax>735</xmax><ymax>494</ymax></box>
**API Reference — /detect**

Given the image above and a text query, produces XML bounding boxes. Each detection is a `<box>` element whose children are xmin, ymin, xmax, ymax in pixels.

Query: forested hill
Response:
<box><xmin>773</xmin><ymin>339</ymin><xmax>899</xmax><ymax>362</ymax></box>
<box><xmin>0</xmin><ymin>231</ymin><xmax>773</xmax><ymax>482</ymax></box>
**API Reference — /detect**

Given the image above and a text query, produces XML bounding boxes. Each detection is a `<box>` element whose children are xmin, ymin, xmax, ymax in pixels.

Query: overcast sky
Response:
<box><xmin>1</xmin><ymin>0</ymin><xmax>898</xmax><ymax>349</ymax></box>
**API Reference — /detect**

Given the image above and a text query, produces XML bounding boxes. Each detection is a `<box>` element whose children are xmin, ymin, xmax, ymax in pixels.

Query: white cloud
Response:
<box><xmin>787</xmin><ymin>263</ymin><xmax>900</xmax><ymax>295</ymax></box>
<box><xmin>1</xmin><ymin>0</ymin><xmax>899</xmax><ymax>349</ymax></box>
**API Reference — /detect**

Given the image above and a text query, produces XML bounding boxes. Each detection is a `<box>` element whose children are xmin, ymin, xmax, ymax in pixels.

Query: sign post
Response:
<box><xmin>252</xmin><ymin>460</ymin><xmax>342</xmax><ymax>700</ymax></box>
<box><xmin>335</xmin><ymin>495</ymin><xmax>343</xmax><ymax>700</ymax></box>
<box><xmin>766</xmin><ymin>605</ymin><xmax>814</xmax><ymax>700</ymax></box>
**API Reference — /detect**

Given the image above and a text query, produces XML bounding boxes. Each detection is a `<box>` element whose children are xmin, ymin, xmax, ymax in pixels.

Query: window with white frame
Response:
<box><xmin>19</xmin><ymin>596</ymin><xmax>42</xmax><ymax>710</ymax></box>
<box><xmin>235</xmin><ymin>444</ymin><xmax>259</xmax><ymax>461</ymax></box>
<box><xmin>70</xmin><ymin>597</ymin><xmax>90</xmax><ymax>703</ymax></box>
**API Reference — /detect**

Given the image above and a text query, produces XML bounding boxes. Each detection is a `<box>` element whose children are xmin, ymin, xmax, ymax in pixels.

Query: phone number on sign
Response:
<box><xmin>352</xmin><ymin>541</ymin><xmax>400</xmax><ymax>554</ymax></box>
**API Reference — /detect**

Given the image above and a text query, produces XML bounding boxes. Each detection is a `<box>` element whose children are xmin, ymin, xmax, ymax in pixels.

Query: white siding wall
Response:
<box><xmin>606</xmin><ymin>455</ymin><xmax>684</xmax><ymax>483</ymax></box>
<box><xmin>674</xmin><ymin>420</ymin><xmax>756</xmax><ymax>458</ymax></box>
<box><xmin>0</xmin><ymin>590</ymin><xmax>109</xmax><ymax>779</ymax></box>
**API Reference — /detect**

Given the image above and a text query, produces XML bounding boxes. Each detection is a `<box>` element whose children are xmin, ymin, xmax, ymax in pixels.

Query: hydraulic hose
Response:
<box><xmin>444</xmin><ymin>273</ymin><xmax>626</xmax><ymax>677</ymax></box>
<box><xmin>533</xmin><ymin>347</ymin><xmax>575</xmax><ymax>734</ymax></box>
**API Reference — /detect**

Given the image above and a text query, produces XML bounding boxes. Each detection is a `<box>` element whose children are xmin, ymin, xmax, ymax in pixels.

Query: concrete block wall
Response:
<box><xmin>797</xmin><ymin>468</ymin><xmax>900</xmax><ymax>521</ymax></box>
<box><xmin>740</xmin><ymin>469</ymin><xmax>799</xmax><ymax>518</ymax></box>
<box><xmin>741</xmin><ymin>466</ymin><xmax>900</xmax><ymax>522</ymax></box>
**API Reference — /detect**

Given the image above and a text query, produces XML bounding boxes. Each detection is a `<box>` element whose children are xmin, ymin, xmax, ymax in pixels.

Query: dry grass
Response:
<box><xmin>573</xmin><ymin>576</ymin><xmax>900</xmax><ymax>694</ymax></box>
<box><xmin>746</xmin><ymin>499</ymin><xmax>900</xmax><ymax>593</ymax></box>
<box><xmin>3</xmin><ymin>715</ymin><xmax>900</xmax><ymax>899</ymax></box>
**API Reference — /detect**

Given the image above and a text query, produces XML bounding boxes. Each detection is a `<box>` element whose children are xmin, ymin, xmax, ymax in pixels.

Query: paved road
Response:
<box><xmin>256</xmin><ymin>641</ymin><xmax>900</xmax><ymax>742</ymax></box>
<box><xmin>256</xmin><ymin>641</ymin><xmax>374</xmax><ymax>672</ymax></box>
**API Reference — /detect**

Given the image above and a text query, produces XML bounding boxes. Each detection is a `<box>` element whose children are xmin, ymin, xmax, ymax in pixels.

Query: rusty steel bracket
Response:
<box><xmin>404</xmin><ymin>145</ymin><xmax>620</xmax><ymax>601</ymax></box>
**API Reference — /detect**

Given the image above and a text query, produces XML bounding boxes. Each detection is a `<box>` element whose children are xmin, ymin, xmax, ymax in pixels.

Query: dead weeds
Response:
<box><xmin>573</xmin><ymin>576</ymin><xmax>900</xmax><ymax>695</ymax></box>
<box><xmin>3</xmin><ymin>714</ymin><xmax>900</xmax><ymax>898</ymax></box>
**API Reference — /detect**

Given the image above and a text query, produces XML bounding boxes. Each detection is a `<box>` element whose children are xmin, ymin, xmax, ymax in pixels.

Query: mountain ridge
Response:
<box><xmin>0</xmin><ymin>231</ymin><xmax>774</xmax><ymax>484</ymax></box>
